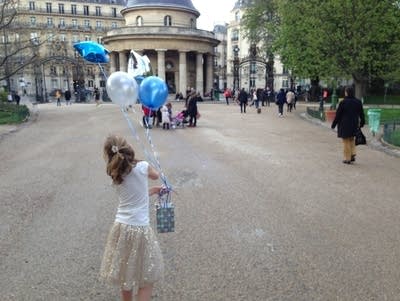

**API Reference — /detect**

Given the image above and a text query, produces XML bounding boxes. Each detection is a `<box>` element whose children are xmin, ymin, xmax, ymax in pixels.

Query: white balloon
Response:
<box><xmin>106</xmin><ymin>71</ymin><xmax>137</xmax><ymax>106</ymax></box>
<box><xmin>125</xmin><ymin>78</ymin><xmax>138</xmax><ymax>106</ymax></box>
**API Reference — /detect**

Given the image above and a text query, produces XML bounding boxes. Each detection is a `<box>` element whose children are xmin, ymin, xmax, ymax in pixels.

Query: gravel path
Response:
<box><xmin>1</xmin><ymin>101</ymin><xmax>399</xmax><ymax>301</ymax></box>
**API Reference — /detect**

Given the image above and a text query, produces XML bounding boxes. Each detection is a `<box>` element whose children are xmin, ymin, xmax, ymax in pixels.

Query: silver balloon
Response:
<box><xmin>127</xmin><ymin>50</ymin><xmax>151</xmax><ymax>77</ymax></box>
<box><xmin>106</xmin><ymin>71</ymin><xmax>137</xmax><ymax>106</ymax></box>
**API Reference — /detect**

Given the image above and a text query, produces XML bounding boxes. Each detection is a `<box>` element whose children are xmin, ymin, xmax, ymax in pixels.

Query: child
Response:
<box><xmin>161</xmin><ymin>105</ymin><xmax>170</xmax><ymax>130</ymax></box>
<box><xmin>100</xmin><ymin>135</ymin><xmax>164</xmax><ymax>301</ymax></box>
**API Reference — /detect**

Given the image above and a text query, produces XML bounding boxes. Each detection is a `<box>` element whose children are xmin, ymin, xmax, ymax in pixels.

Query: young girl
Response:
<box><xmin>100</xmin><ymin>135</ymin><xmax>164</xmax><ymax>301</ymax></box>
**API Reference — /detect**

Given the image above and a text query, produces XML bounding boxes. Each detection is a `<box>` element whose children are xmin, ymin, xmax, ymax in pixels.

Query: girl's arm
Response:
<box><xmin>148</xmin><ymin>164</ymin><xmax>160</xmax><ymax>180</ymax></box>
<box><xmin>149</xmin><ymin>186</ymin><xmax>163</xmax><ymax>196</ymax></box>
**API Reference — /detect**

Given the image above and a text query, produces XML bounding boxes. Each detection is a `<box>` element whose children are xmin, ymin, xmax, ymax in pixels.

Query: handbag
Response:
<box><xmin>355</xmin><ymin>128</ymin><xmax>366</xmax><ymax>145</ymax></box>
<box><xmin>155</xmin><ymin>190</ymin><xmax>175</xmax><ymax>233</ymax></box>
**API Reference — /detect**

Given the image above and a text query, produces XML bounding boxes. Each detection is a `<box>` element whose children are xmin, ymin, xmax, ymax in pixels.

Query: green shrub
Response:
<box><xmin>0</xmin><ymin>103</ymin><xmax>30</xmax><ymax>124</ymax></box>
<box><xmin>0</xmin><ymin>90</ymin><xmax>8</xmax><ymax>103</ymax></box>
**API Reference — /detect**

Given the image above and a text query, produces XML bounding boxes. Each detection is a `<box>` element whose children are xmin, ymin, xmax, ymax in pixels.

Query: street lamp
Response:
<box><xmin>233</xmin><ymin>46</ymin><xmax>240</xmax><ymax>91</ymax></box>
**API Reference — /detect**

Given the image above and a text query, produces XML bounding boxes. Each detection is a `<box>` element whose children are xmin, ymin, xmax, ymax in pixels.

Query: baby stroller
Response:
<box><xmin>172</xmin><ymin>110</ymin><xmax>189</xmax><ymax>128</ymax></box>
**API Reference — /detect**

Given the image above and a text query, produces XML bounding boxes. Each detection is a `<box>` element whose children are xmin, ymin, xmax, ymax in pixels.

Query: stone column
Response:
<box><xmin>196</xmin><ymin>52</ymin><xmax>204</xmax><ymax>96</ymax></box>
<box><xmin>156</xmin><ymin>49</ymin><xmax>166</xmax><ymax>81</ymax></box>
<box><xmin>179</xmin><ymin>51</ymin><xmax>187</xmax><ymax>96</ymax></box>
<box><xmin>110</xmin><ymin>52</ymin><xmax>117</xmax><ymax>73</ymax></box>
<box><xmin>206</xmin><ymin>53</ymin><xmax>214</xmax><ymax>95</ymax></box>
<box><xmin>119</xmin><ymin>51</ymin><xmax>127</xmax><ymax>72</ymax></box>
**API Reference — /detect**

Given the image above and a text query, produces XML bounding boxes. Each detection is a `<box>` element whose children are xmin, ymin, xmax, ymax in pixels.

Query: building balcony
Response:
<box><xmin>106</xmin><ymin>26</ymin><xmax>217</xmax><ymax>41</ymax></box>
<box><xmin>17</xmin><ymin>7</ymin><xmax>124</xmax><ymax>19</ymax></box>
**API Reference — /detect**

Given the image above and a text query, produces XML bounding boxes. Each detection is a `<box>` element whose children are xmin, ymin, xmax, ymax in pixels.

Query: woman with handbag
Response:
<box><xmin>331</xmin><ymin>86</ymin><xmax>365</xmax><ymax>164</ymax></box>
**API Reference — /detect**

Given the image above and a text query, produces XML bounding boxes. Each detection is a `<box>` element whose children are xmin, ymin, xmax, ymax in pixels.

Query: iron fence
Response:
<box><xmin>383</xmin><ymin>119</ymin><xmax>400</xmax><ymax>147</ymax></box>
<box><xmin>307</xmin><ymin>107</ymin><xmax>325</xmax><ymax>121</ymax></box>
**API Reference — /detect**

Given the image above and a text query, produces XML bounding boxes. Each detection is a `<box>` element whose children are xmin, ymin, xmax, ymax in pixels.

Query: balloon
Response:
<box><xmin>135</xmin><ymin>76</ymin><xmax>145</xmax><ymax>86</ymax></box>
<box><xmin>139</xmin><ymin>76</ymin><xmax>168</xmax><ymax>110</ymax></box>
<box><xmin>73</xmin><ymin>41</ymin><xmax>110</xmax><ymax>63</ymax></box>
<box><xmin>128</xmin><ymin>50</ymin><xmax>151</xmax><ymax>77</ymax></box>
<box><xmin>125</xmin><ymin>79</ymin><xmax>139</xmax><ymax>106</ymax></box>
<box><xmin>106</xmin><ymin>71</ymin><xmax>138</xmax><ymax>106</ymax></box>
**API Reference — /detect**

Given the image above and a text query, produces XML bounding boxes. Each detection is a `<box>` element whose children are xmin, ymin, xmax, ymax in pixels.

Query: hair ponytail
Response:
<box><xmin>103</xmin><ymin>135</ymin><xmax>136</xmax><ymax>184</ymax></box>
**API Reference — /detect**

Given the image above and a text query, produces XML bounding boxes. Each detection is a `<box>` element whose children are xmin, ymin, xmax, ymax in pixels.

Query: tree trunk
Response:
<box><xmin>353</xmin><ymin>77</ymin><xmax>368</xmax><ymax>99</ymax></box>
<box><xmin>309</xmin><ymin>77</ymin><xmax>320</xmax><ymax>102</ymax></box>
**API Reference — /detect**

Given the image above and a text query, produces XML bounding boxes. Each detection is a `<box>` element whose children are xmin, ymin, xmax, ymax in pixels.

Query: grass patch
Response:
<box><xmin>363</xmin><ymin>95</ymin><xmax>400</xmax><ymax>105</ymax></box>
<box><xmin>0</xmin><ymin>103</ymin><xmax>30</xmax><ymax>125</ymax></box>
<box><xmin>364</xmin><ymin>108</ymin><xmax>400</xmax><ymax>124</ymax></box>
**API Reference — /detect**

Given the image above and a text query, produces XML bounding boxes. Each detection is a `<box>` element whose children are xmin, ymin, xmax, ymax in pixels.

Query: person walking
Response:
<box><xmin>238</xmin><ymin>88</ymin><xmax>248</xmax><ymax>113</ymax></box>
<box><xmin>14</xmin><ymin>92</ymin><xmax>20</xmax><ymax>106</ymax></box>
<box><xmin>286</xmin><ymin>89</ymin><xmax>295</xmax><ymax>112</ymax></box>
<box><xmin>331</xmin><ymin>86</ymin><xmax>365</xmax><ymax>164</ymax></box>
<box><xmin>100</xmin><ymin>135</ymin><xmax>164</xmax><ymax>301</ymax></box>
<box><xmin>275</xmin><ymin>88</ymin><xmax>286</xmax><ymax>117</ymax></box>
<box><xmin>187</xmin><ymin>92</ymin><xmax>199</xmax><ymax>127</ymax></box>
<box><xmin>64</xmin><ymin>90</ymin><xmax>72</xmax><ymax>106</ymax></box>
<box><xmin>55</xmin><ymin>90</ymin><xmax>62</xmax><ymax>106</ymax></box>
<box><xmin>94</xmin><ymin>87</ymin><xmax>101</xmax><ymax>106</ymax></box>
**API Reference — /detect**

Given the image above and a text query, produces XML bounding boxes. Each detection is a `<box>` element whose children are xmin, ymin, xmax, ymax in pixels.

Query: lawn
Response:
<box><xmin>0</xmin><ymin>103</ymin><xmax>30</xmax><ymax>125</ymax></box>
<box><xmin>364</xmin><ymin>108</ymin><xmax>400</xmax><ymax>124</ymax></box>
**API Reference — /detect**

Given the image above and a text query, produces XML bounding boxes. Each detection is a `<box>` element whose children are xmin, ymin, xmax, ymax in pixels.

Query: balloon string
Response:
<box><xmin>121</xmin><ymin>107</ymin><xmax>158</xmax><ymax>168</ymax></box>
<box><xmin>100</xmin><ymin>65</ymin><xmax>172</xmax><ymax>193</ymax></box>
<box><xmin>97</xmin><ymin>63</ymin><xmax>108</xmax><ymax>80</ymax></box>
<box><xmin>126</xmin><ymin>106</ymin><xmax>172</xmax><ymax>191</ymax></box>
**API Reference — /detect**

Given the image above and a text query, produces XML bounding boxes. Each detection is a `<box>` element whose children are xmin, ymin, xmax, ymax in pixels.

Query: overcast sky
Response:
<box><xmin>192</xmin><ymin>0</ymin><xmax>237</xmax><ymax>31</ymax></box>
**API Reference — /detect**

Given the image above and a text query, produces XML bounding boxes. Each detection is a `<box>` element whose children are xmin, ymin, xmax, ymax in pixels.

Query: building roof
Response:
<box><xmin>125</xmin><ymin>0</ymin><xmax>200</xmax><ymax>16</ymax></box>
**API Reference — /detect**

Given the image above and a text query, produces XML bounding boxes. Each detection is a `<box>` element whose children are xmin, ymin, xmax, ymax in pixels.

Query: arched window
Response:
<box><xmin>164</xmin><ymin>15</ymin><xmax>172</xmax><ymax>26</ymax></box>
<box><xmin>136</xmin><ymin>16</ymin><xmax>143</xmax><ymax>26</ymax></box>
<box><xmin>190</xmin><ymin>18</ymin><xmax>195</xmax><ymax>28</ymax></box>
<box><xmin>235</xmin><ymin>11</ymin><xmax>240</xmax><ymax>22</ymax></box>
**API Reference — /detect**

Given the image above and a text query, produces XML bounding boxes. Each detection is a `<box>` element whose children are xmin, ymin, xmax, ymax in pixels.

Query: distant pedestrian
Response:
<box><xmin>187</xmin><ymin>92</ymin><xmax>199</xmax><ymax>127</ymax></box>
<box><xmin>14</xmin><ymin>93</ymin><xmax>20</xmax><ymax>106</ymax></box>
<box><xmin>100</xmin><ymin>134</ymin><xmax>164</xmax><ymax>301</ymax></box>
<box><xmin>65</xmin><ymin>90</ymin><xmax>72</xmax><ymax>106</ymax></box>
<box><xmin>275</xmin><ymin>88</ymin><xmax>286</xmax><ymax>117</ymax></box>
<box><xmin>286</xmin><ymin>90</ymin><xmax>295</xmax><ymax>112</ymax></box>
<box><xmin>94</xmin><ymin>87</ymin><xmax>100</xmax><ymax>106</ymax></box>
<box><xmin>238</xmin><ymin>88</ymin><xmax>248</xmax><ymax>113</ymax></box>
<box><xmin>55</xmin><ymin>90</ymin><xmax>62</xmax><ymax>106</ymax></box>
<box><xmin>331</xmin><ymin>86</ymin><xmax>365</xmax><ymax>164</ymax></box>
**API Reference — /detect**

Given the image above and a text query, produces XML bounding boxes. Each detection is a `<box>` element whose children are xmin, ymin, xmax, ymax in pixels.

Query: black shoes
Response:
<box><xmin>351</xmin><ymin>155</ymin><xmax>356</xmax><ymax>162</ymax></box>
<box><xmin>342</xmin><ymin>160</ymin><xmax>352</xmax><ymax>164</ymax></box>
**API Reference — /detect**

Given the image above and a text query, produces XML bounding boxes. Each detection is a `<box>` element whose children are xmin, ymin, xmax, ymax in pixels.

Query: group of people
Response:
<box><xmin>234</xmin><ymin>86</ymin><xmax>295</xmax><ymax>116</ymax></box>
<box><xmin>54</xmin><ymin>90</ymin><xmax>72</xmax><ymax>106</ymax></box>
<box><xmin>142</xmin><ymin>90</ymin><xmax>201</xmax><ymax>130</ymax></box>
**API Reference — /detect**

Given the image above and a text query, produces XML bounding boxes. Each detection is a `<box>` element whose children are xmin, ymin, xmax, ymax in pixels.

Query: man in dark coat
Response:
<box><xmin>187</xmin><ymin>92</ymin><xmax>199</xmax><ymax>127</ymax></box>
<box><xmin>275</xmin><ymin>88</ymin><xmax>286</xmax><ymax>117</ymax></box>
<box><xmin>331</xmin><ymin>86</ymin><xmax>365</xmax><ymax>164</ymax></box>
<box><xmin>238</xmin><ymin>88</ymin><xmax>248</xmax><ymax>113</ymax></box>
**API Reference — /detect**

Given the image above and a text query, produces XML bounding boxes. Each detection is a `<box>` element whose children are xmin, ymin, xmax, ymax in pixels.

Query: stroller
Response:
<box><xmin>171</xmin><ymin>110</ymin><xmax>189</xmax><ymax>128</ymax></box>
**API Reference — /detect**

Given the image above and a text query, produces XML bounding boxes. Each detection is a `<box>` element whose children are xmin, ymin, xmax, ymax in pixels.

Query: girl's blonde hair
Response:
<box><xmin>103</xmin><ymin>135</ymin><xmax>136</xmax><ymax>184</ymax></box>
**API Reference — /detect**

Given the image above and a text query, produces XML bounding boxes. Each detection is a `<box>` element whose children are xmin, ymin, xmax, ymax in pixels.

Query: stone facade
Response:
<box><xmin>102</xmin><ymin>0</ymin><xmax>219</xmax><ymax>96</ymax></box>
<box><xmin>226</xmin><ymin>0</ymin><xmax>289</xmax><ymax>93</ymax></box>
<box><xmin>2</xmin><ymin>0</ymin><xmax>125</xmax><ymax>100</ymax></box>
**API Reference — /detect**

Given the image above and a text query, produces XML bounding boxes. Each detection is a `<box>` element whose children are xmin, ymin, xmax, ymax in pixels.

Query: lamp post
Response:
<box><xmin>233</xmin><ymin>46</ymin><xmax>240</xmax><ymax>91</ymax></box>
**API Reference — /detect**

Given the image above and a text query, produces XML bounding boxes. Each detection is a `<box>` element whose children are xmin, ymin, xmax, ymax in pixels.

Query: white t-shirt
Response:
<box><xmin>114</xmin><ymin>161</ymin><xmax>150</xmax><ymax>226</ymax></box>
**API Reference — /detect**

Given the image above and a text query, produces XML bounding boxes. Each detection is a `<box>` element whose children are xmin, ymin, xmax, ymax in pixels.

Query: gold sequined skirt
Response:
<box><xmin>100</xmin><ymin>222</ymin><xmax>164</xmax><ymax>292</ymax></box>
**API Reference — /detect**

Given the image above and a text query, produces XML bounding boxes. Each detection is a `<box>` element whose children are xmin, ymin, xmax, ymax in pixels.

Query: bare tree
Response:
<box><xmin>0</xmin><ymin>0</ymin><xmax>45</xmax><ymax>90</ymax></box>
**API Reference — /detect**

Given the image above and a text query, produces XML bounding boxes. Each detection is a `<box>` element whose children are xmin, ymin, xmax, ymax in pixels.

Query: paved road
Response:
<box><xmin>1</xmin><ymin>101</ymin><xmax>400</xmax><ymax>301</ymax></box>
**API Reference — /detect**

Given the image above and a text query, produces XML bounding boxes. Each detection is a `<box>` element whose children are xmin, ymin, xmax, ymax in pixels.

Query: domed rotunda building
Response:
<box><xmin>103</xmin><ymin>0</ymin><xmax>219</xmax><ymax>96</ymax></box>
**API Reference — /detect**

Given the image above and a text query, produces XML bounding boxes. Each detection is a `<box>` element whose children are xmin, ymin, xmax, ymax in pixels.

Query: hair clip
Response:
<box><xmin>111</xmin><ymin>145</ymin><xmax>119</xmax><ymax>153</ymax></box>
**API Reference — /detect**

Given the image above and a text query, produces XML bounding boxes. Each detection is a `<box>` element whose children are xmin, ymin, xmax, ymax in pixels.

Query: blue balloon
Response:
<box><xmin>73</xmin><ymin>41</ymin><xmax>110</xmax><ymax>63</ymax></box>
<box><xmin>139</xmin><ymin>76</ymin><xmax>168</xmax><ymax>110</ymax></box>
<box><xmin>135</xmin><ymin>76</ymin><xmax>145</xmax><ymax>86</ymax></box>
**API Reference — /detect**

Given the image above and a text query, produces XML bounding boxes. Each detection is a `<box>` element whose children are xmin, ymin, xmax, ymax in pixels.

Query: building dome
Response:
<box><xmin>125</xmin><ymin>0</ymin><xmax>200</xmax><ymax>16</ymax></box>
